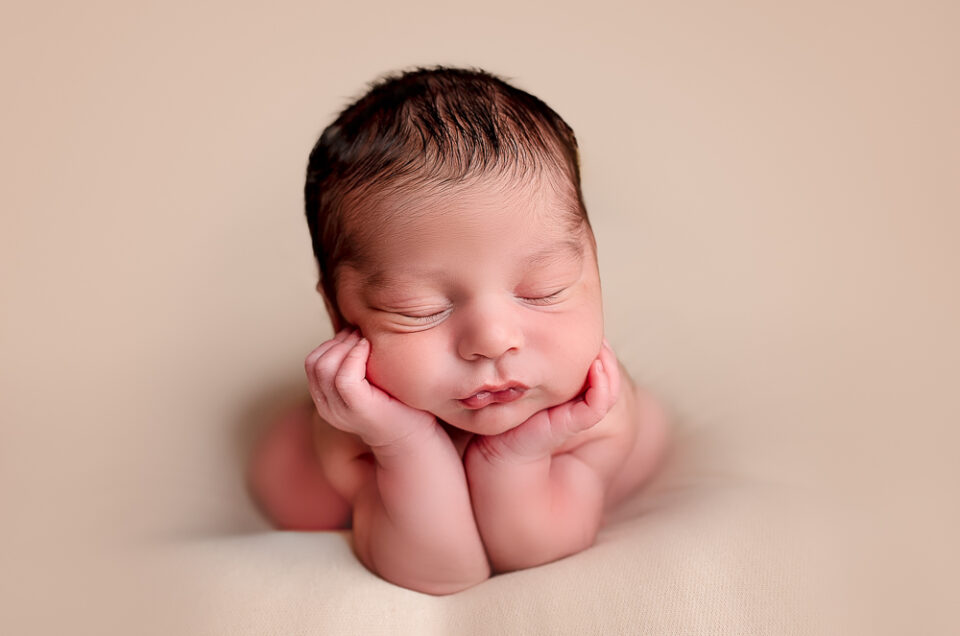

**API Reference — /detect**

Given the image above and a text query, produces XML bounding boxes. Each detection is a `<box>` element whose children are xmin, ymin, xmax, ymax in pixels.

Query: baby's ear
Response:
<box><xmin>316</xmin><ymin>280</ymin><xmax>344</xmax><ymax>332</ymax></box>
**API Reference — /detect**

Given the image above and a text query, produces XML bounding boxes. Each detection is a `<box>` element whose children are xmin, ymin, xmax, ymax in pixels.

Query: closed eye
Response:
<box><xmin>519</xmin><ymin>289</ymin><xmax>566</xmax><ymax>305</ymax></box>
<box><xmin>398</xmin><ymin>308</ymin><xmax>450</xmax><ymax>323</ymax></box>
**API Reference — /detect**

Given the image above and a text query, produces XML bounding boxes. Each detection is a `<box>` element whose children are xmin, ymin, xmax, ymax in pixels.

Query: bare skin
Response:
<box><xmin>248</xmin><ymin>363</ymin><xmax>668</xmax><ymax>591</ymax></box>
<box><xmin>247</xmin><ymin>174</ymin><xmax>671</xmax><ymax>594</ymax></box>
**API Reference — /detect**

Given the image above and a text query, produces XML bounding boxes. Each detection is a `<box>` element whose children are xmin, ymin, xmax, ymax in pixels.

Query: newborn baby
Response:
<box><xmin>248</xmin><ymin>66</ymin><xmax>670</xmax><ymax>595</ymax></box>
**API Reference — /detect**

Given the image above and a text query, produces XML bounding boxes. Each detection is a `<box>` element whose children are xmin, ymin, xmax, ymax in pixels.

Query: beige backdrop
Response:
<box><xmin>2</xmin><ymin>1</ymin><xmax>958</xmax><ymax>634</ymax></box>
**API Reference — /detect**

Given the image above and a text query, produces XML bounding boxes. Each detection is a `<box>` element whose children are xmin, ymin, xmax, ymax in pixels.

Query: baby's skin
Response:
<box><xmin>249</xmin><ymin>174</ymin><xmax>670</xmax><ymax>595</ymax></box>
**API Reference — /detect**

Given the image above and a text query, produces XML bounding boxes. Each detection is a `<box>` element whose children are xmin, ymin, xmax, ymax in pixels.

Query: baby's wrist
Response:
<box><xmin>364</xmin><ymin>416</ymin><xmax>440</xmax><ymax>459</ymax></box>
<box><xmin>467</xmin><ymin>431</ymin><xmax>550</xmax><ymax>466</ymax></box>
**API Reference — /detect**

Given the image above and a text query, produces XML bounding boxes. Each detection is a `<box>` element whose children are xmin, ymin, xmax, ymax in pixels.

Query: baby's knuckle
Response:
<box><xmin>314</xmin><ymin>356</ymin><xmax>340</xmax><ymax>380</ymax></box>
<box><xmin>333</xmin><ymin>373</ymin><xmax>359</xmax><ymax>400</ymax></box>
<box><xmin>333</xmin><ymin>368</ymin><xmax>356</xmax><ymax>388</ymax></box>
<box><xmin>304</xmin><ymin>353</ymin><xmax>321</xmax><ymax>374</ymax></box>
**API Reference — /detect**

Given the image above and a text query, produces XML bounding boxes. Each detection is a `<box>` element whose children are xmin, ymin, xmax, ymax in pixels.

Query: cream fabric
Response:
<box><xmin>3</xmin><ymin>1</ymin><xmax>958</xmax><ymax>634</ymax></box>
<box><xmin>158</xmin><ymin>432</ymin><xmax>836</xmax><ymax>635</ymax></box>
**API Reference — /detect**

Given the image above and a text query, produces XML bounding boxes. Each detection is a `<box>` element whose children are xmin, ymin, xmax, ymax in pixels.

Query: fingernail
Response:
<box><xmin>596</xmin><ymin>360</ymin><xmax>604</xmax><ymax>373</ymax></box>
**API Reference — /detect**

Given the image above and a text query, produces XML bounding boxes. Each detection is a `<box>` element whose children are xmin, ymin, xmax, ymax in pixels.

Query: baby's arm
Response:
<box><xmin>307</xmin><ymin>330</ymin><xmax>490</xmax><ymax>594</ymax></box>
<box><xmin>463</xmin><ymin>342</ymin><xmax>621</xmax><ymax>573</ymax></box>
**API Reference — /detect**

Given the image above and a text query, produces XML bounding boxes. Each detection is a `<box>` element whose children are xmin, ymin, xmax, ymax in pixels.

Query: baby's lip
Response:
<box><xmin>458</xmin><ymin>383</ymin><xmax>528</xmax><ymax>409</ymax></box>
<box><xmin>460</xmin><ymin>381</ymin><xmax>528</xmax><ymax>399</ymax></box>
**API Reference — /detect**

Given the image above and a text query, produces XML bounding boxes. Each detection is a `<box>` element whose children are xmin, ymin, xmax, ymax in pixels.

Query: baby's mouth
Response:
<box><xmin>459</xmin><ymin>386</ymin><xmax>527</xmax><ymax>409</ymax></box>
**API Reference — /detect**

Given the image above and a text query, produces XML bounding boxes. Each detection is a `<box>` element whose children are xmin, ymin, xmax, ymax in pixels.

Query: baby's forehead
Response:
<box><xmin>354</xmin><ymin>170</ymin><xmax>580</xmax><ymax>231</ymax></box>
<box><xmin>360</xmin><ymin>232</ymin><xmax>585</xmax><ymax>282</ymax></box>
<box><xmin>335</xmin><ymin>171</ymin><xmax>592</xmax><ymax>288</ymax></box>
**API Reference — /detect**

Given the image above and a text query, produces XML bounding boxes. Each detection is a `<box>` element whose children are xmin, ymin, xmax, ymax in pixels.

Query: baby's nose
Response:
<box><xmin>456</xmin><ymin>306</ymin><xmax>523</xmax><ymax>361</ymax></box>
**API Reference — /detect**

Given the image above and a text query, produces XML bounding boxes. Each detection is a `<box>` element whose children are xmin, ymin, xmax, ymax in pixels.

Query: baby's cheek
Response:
<box><xmin>365</xmin><ymin>343</ymin><xmax>405</xmax><ymax>391</ymax></box>
<box><xmin>557</xmin><ymin>351</ymin><xmax>596</xmax><ymax>401</ymax></box>
<box><xmin>365</xmin><ymin>337</ymin><xmax>435</xmax><ymax>406</ymax></box>
<box><xmin>543</xmin><ymin>317</ymin><xmax>603</xmax><ymax>402</ymax></box>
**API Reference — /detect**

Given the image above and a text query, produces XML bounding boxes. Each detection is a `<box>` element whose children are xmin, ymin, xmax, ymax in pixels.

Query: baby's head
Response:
<box><xmin>305</xmin><ymin>67</ymin><xmax>604</xmax><ymax>435</ymax></box>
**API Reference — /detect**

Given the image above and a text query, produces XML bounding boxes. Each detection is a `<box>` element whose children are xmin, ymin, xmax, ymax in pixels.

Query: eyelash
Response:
<box><xmin>519</xmin><ymin>289</ymin><xmax>565</xmax><ymax>305</ymax></box>
<box><xmin>395</xmin><ymin>289</ymin><xmax>566</xmax><ymax>323</ymax></box>
<box><xmin>400</xmin><ymin>309</ymin><xmax>450</xmax><ymax>323</ymax></box>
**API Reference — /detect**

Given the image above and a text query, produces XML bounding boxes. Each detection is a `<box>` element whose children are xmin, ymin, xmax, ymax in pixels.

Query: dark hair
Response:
<box><xmin>304</xmin><ymin>66</ymin><xmax>589</xmax><ymax>324</ymax></box>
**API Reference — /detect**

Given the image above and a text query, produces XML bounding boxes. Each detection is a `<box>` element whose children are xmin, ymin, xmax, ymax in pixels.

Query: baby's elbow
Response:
<box><xmin>376</xmin><ymin>563</ymin><xmax>491</xmax><ymax>596</ymax></box>
<box><xmin>406</xmin><ymin>572</ymin><xmax>490</xmax><ymax>596</ymax></box>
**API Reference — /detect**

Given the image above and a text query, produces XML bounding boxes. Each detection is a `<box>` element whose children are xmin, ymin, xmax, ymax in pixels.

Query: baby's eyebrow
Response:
<box><xmin>522</xmin><ymin>238</ymin><xmax>584</xmax><ymax>268</ymax></box>
<box><xmin>360</xmin><ymin>270</ymin><xmax>421</xmax><ymax>291</ymax></box>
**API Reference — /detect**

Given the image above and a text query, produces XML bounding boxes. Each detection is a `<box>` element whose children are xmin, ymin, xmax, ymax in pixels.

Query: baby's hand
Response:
<box><xmin>305</xmin><ymin>329</ymin><xmax>437</xmax><ymax>449</ymax></box>
<box><xmin>475</xmin><ymin>340</ymin><xmax>621</xmax><ymax>462</ymax></box>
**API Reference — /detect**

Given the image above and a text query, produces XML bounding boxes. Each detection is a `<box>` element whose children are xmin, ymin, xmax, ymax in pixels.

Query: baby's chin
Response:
<box><xmin>435</xmin><ymin>392</ymin><xmax>568</xmax><ymax>436</ymax></box>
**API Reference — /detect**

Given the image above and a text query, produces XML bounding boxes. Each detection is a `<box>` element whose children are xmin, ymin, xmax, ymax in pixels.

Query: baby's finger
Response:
<box><xmin>305</xmin><ymin>329</ymin><xmax>356</xmax><ymax>378</ymax></box>
<box><xmin>305</xmin><ymin>349</ymin><xmax>324</xmax><ymax>391</ymax></box>
<box><xmin>484</xmin><ymin>409</ymin><xmax>556</xmax><ymax>460</ymax></box>
<box><xmin>305</xmin><ymin>338</ymin><xmax>344</xmax><ymax>378</ymax></box>
<box><xmin>597</xmin><ymin>344</ymin><xmax>621</xmax><ymax>404</ymax></box>
<box><xmin>332</xmin><ymin>327</ymin><xmax>357</xmax><ymax>345</ymax></box>
<box><xmin>308</xmin><ymin>337</ymin><xmax>360</xmax><ymax>415</ymax></box>
<box><xmin>536</xmin><ymin>360</ymin><xmax>609</xmax><ymax>442</ymax></box>
<box><xmin>308</xmin><ymin>382</ymin><xmax>329</xmax><ymax>413</ymax></box>
<box><xmin>580</xmin><ymin>358</ymin><xmax>611</xmax><ymax>416</ymax></box>
<box><xmin>334</xmin><ymin>337</ymin><xmax>372</xmax><ymax>409</ymax></box>
<box><xmin>312</xmin><ymin>331</ymin><xmax>361</xmax><ymax>384</ymax></box>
